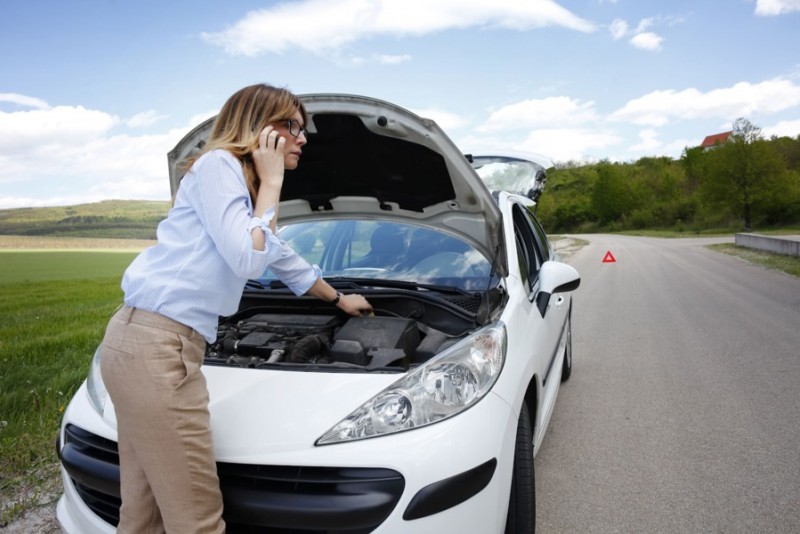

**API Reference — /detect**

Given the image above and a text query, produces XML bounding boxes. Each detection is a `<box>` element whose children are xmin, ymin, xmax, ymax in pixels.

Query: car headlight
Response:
<box><xmin>86</xmin><ymin>348</ymin><xmax>108</xmax><ymax>416</ymax></box>
<box><xmin>317</xmin><ymin>322</ymin><xmax>506</xmax><ymax>445</ymax></box>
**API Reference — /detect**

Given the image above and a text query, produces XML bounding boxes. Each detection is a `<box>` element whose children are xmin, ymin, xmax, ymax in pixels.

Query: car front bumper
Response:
<box><xmin>57</xmin><ymin>381</ymin><xmax>519</xmax><ymax>533</ymax></box>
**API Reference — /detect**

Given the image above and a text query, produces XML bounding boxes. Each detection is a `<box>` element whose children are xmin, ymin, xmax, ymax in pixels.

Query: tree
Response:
<box><xmin>680</xmin><ymin>146</ymin><xmax>705</xmax><ymax>192</ymax></box>
<box><xmin>591</xmin><ymin>162</ymin><xmax>634</xmax><ymax>225</ymax></box>
<box><xmin>771</xmin><ymin>134</ymin><xmax>800</xmax><ymax>172</ymax></box>
<box><xmin>699</xmin><ymin>118</ymin><xmax>785</xmax><ymax>230</ymax></box>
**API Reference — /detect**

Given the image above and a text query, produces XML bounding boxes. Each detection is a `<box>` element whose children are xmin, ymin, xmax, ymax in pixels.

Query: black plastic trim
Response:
<box><xmin>403</xmin><ymin>458</ymin><xmax>497</xmax><ymax>520</ymax></box>
<box><xmin>219</xmin><ymin>463</ymin><xmax>404</xmax><ymax>530</ymax></box>
<box><xmin>60</xmin><ymin>425</ymin><xmax>121</xmax><ymax>498</ymax></box>
<box><xmin>543</xmin><ymin>313</ymin><xmax>569</xmax><ymax>386</ymax></box>
<box><xmin>58</xmin><ymin>424</ymin><xmax>405</xmax><ymax>532</ymax></box>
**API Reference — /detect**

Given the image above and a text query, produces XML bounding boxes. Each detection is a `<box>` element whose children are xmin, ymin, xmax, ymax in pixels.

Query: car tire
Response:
<box><xmin>505</xmin><ymin>402</ymin><xmax>535</xmax><ymax>533</ymax></box>
<box><xmin>560</xmin><ymin>311</ymin><xmax>572</xmax><ymax>383</ymax></box>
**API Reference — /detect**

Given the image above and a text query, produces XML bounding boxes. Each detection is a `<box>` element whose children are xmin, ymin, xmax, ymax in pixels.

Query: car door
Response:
<box><xmin>508</xmin><ymin>201</ymin><xmax>567</xmax><ymax>433</ymax></box>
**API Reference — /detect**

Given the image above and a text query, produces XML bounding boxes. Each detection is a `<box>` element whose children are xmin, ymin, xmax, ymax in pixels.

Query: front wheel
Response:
<box><xmin>505</xmin><ymin>402</ymin><xmax>535</xmax><ymax>533</ymax></box>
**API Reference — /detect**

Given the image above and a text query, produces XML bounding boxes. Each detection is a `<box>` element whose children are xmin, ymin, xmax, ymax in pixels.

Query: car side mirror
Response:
<box><xmin>535</xmin><ymin>261</ymin><xmax>581</xmax><ymax>317</ymax></box>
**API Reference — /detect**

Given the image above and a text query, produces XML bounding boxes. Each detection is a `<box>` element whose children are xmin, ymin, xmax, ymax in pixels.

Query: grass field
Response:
<box><xmin>0</xmin><ymin>248</ymin><xmax>139</xmax><ymax>525</ymax></box>
<box><xmin>709</xmin><ymin>243</ymin><xmax>800</xmax><ymax>277</ymax></box>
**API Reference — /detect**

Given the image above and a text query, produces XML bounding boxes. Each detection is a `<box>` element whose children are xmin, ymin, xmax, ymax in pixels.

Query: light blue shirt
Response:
<box><xmin>122</xmin><ymin>149</ymin><xmax>321</xmax><ymax>343</ymax></box>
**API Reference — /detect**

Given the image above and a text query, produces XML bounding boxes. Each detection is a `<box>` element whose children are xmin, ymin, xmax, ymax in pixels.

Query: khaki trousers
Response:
<box><xmin>100</xmin><ymin>306</ymin><xmax>225</xmax><ymax>534</ymax></box>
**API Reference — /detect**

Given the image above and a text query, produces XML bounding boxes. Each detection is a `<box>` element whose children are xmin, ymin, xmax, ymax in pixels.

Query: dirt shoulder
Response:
<box><xmin>0</xmin><ymin>235</ymin><xmax>155</xmax><ymax>250</ymax></box>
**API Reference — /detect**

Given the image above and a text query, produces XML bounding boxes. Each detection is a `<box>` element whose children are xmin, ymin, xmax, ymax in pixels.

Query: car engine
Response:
<box><xmin>206</xmin><ymin>311</ymin><xmax>459</xmax><ymax>371</ymax></box>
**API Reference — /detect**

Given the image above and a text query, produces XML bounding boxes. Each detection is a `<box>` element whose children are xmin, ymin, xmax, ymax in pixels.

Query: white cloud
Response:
<box><xmin>0</xmin><ymin>93</ymin><xmax>50</xmax><ymax>110</ymax></box>
<box><xmin>762</xmin><ymin>118</ymin><xmax>800</xmax><ymax>138</ymax></box>
<box><xmin>0</xmin><ymin>97</ymin><xmax>194</xmax><ymax>207</ymax></box>
<box><xmin>127</xmin><ymin>110</ymin><xmax>168</xmax><ymax>128</ymax></box>
<box><xmin>0</xmin><ymin>129</ymin><xmax>187</xmax><ymax>200</ymax></box>
<box><xmin>609</xmin><ymin>18</ymin><xmax>628</xmax><ymax>40</ymax></box>
<box><xmin>629</xmin><ymin>129</ymin><xmax>662</xmax><ymax>152</ymax></box>
<box><xmin>374</xmin><ymin>54</ymin><xmax>412</xmax><ymax>64</ymax></box>
<box><xmin>634</xmin><ymin>17</ymin><xmax>655</xmax><ymax>33</ymax></box>
<box><xmin>479</xmin><ymin>96</ymin><xmax>599</xmax><ymax>131</ymax></box>
<box><xmin>516</xmin><ymin>128</ymin><xmax>622</xmax><ymax>162</ymax></box>
<box><xmin>410</xmin><ymin>107</ymin><xmax>470</xmax><ymax>131</ymax></box>
<box><xmin>610</xmin><ymin>77</ymin><xmax>800</xmax><ymax>126</ymax></box>
<box><xmin>0</xmin><ymin>105</ymin><xmax>119</xmax><ymax>152</ymax></box>
<box><xmin>202</xmin><ymin>0</ymin><xmax>595</xmax><ymax>56</ymax></box>
<box><xmin>609</xmin><ymin>16</ymin><xmax>671</xmax><ymax>51</ymax></box>
<box><xmin>754</xmin><ymin>0</ymin><xmax>800</xmax><ymax>16</ymax></box>
<box><xmin>189</xmin><ymin>110</ymin><xmax>219</xmax><ymax>127</ymax></box>
<box><xmin>663</xmin><ymin>14</ymin><xmax>687</xmax><ymax>27</ymax></box>
<box><xmin>629</xmin><ymin>31</ymin><xmax>663</xmax><ymax>51</ymax></box>
<box><xmin>457</xmin><ymin>123</ymin><xmax>621</xmax><ymax>163</ymax></box>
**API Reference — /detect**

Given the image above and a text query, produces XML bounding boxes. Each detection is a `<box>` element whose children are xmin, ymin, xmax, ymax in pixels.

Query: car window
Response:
<box><xmin>512</xmin><ymin>204</ymin><xmax>542</xmax><ymax>295</ymax></box>
<box><xmin>524</xmin><ymin>209</ymin><xmax>552</xmax><ymax>262</ymax></box>
<box><xmin>261</xmin><ymin>219</ymin><xmax>496</xmax><ymax>291</ymax></box>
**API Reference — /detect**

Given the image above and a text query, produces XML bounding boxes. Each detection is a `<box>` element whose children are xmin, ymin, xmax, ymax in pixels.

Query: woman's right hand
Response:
<box><xmin>252</xmin><ymin>126</ymin><xmax>286</xmax><ymax>238</ymax></box>
<box><xmin>252</xmin><ymin>126</ymin><xmax>285</xmax><ymax>188</ymax></box>
<box><xmin>336</xmin><ymin>294</ymin><xmax>374</xmax><ymax>317</ymax></box>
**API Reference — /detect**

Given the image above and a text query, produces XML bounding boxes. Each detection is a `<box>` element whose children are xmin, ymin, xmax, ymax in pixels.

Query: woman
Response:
<box><xmin>99</xmin><ymin>83</ymin><xmax>372</xmax><ymax>533</ymax></box>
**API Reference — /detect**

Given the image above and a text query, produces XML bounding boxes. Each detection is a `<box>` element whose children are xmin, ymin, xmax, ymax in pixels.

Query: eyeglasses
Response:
<box><xmin>283</xmin><ymin>119</ymin><xmax>308</xmax><ymax>138</ymax></box>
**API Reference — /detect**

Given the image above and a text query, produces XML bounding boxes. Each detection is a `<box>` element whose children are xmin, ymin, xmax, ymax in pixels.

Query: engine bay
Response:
<box><xmin>205</xmin><ymin>288</ymin><xmax>505</xmax><ymax>371</ymax></box>
<box><xmin>206</xmin><ymin>310</ymin><xmax>462</xmax><ymax>371</ymax></box>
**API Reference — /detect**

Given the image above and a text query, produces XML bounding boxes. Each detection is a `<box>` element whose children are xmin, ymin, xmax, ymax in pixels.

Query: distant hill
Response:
<box><xmin>0</xmin><ymin>200</ymin><xmax>170</xmax><ymax>239</ymax></box>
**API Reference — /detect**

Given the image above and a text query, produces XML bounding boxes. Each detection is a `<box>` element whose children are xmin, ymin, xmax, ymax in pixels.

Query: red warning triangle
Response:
<box><xmin>602</xmin><ymin>251</ymin><xmax>616</xmax><ymax>263</ymax></box>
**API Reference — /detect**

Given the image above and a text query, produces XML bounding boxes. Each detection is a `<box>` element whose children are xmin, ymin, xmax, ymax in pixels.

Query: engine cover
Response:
<box><xmin>330</xmin><ymin>317</ymin><xmax>419</xmax><ymax>367</ymax></box>
<box><xmin>208</xmin><ymin>313</ymin><xmax>422</xmax><ymax>370</ymax></box>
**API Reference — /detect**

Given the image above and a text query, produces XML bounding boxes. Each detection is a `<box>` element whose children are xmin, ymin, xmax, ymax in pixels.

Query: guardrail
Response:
<box><xmin>735</xmin><ymin>233</ymin><xmax>800</xmax><ymax>257</ymax></box>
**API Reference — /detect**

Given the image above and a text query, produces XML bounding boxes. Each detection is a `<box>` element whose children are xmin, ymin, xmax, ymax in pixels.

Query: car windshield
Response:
<box><xmin>258</xmin><ymin>219</ymin><xmax>496</xmax><ymax>291</ymax></box>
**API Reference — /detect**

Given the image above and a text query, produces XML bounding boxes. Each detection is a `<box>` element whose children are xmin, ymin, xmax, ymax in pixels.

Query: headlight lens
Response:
<box><xmin>317</xmin><ymin>323</ymin><xmax>506</xmax><ymax>445</ymax></box>
<box><xmin>86</xmin><ymin>348</ymin><xmax>108</xmax><ymax>416</ymax></box>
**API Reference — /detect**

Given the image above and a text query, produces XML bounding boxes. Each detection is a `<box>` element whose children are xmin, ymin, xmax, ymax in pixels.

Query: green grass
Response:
<box><xmin>708</xmin><ymin>243</ymin><xmax>800</xmax><ymax>277</ymax></box>
<box><xmin>0</xmin><ymin>250</ymin><xmax>139</xmax><ymax>284</ymax></box>
<box><xmin>618</xmin><ymin>225</ymin><xmax>800</xmax><ymax>238</ymax></box>
<box><xmin>0</xmin><ymin>251</ymin><xmax>133</xmax><ymax>524</ymax></box>
<box><xmin>619</xmin><ymin>228</ymin><xmax>736</xmax><ymax>238</ymax></box>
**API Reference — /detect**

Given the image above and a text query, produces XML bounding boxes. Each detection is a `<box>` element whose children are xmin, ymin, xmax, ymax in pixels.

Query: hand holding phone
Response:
<box><xmin>252</xmin><ymin>126</ymin><xmax>285</xmax><ymax>188</ymax></box>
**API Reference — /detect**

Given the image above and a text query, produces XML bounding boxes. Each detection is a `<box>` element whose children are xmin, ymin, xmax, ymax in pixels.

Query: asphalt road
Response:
<box><xmin>536</xmin><ymin>234</ymin><xmax>800</xmax><ymax>533</ymax></box>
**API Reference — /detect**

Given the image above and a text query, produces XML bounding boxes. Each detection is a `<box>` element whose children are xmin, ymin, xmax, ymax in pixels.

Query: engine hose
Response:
<box><xmin>290</xmin><ymin>334</ymin><xmax>329</xmax><ymax>363</ymax></box>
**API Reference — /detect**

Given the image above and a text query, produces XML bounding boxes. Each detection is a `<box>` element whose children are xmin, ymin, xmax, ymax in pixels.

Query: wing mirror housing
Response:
<box><xmin>535</xmin><ymin>261</ymin><xmax>581</xmax><ymax>317</ymax></box>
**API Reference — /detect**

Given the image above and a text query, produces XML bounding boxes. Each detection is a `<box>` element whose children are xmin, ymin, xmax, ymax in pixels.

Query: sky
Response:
<box><xmin>2</xmin><ymin>0</ymin><xmax>800</xmax><ymax>209</ymax></box>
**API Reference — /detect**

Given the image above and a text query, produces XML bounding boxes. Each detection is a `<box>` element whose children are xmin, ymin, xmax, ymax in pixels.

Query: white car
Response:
<box><xmin>56</xmin><ymin>94</ymin><xmax>580</xmax><ymax>533</ymax></box>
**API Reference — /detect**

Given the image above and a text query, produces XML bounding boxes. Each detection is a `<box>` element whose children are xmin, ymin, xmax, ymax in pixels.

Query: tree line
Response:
<box><xmin>535</xmin><ymin>118</ymin><xmax>800</xmax><ymax>233</ymax></box>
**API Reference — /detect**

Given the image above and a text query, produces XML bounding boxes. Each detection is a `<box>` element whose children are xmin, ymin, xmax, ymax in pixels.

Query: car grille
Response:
<box><xmin>60</xmin><ymin>424</ymin><xmax>404</xmax><ymax>533</ymax></box>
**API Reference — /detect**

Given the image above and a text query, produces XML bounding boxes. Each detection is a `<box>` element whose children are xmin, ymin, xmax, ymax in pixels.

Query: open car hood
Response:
<box><xmin>466</xmin><ymin>150</ymin><xmax>553</xmax><ymax>204</ymax></box>
<box><xmin>168</xmin><ymin>94</ymin><xmax>507</xmax><ymax>276</ymax></box>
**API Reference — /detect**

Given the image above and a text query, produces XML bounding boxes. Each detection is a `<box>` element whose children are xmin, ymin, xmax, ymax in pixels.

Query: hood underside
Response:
<box><xmin>168</xmin><ymin>93</ymin><xmax>507</xmax><ymax>276</ymax></box>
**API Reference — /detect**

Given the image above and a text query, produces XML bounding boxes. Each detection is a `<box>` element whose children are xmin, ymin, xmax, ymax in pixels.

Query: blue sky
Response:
<box><xmin>2</xmin><ymin>0</ymin><xmax>800</xmax><ymax>209</ymax></box>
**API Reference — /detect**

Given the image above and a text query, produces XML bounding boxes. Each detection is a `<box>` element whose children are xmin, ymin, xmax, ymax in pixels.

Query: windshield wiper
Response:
<box><xmin>253</xmin><ymin>277</ymin><xmax>474</xmax><ymax>297</ymax></box>
<box><xmin>323</xmin><ymin>277</ymin><xmax>474</xmax><ymax>297</ymax></box>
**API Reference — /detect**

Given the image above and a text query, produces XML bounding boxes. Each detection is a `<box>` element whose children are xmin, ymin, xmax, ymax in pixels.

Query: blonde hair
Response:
<box><xmin>190</xmin><ymin>83</ymin><xmax>307</xmax><ymax>203</ymax></box>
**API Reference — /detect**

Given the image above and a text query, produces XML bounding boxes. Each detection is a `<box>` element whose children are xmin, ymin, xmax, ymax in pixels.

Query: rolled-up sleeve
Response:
<box><xmin>268</xmin><ymin>242</ymin><xmax>322</xmax><ymax>295</ymax></box>
<box><xmin>248</xmin><ymin>205</ymin><xmax>321</xmax><ymax>294</ymax></box>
